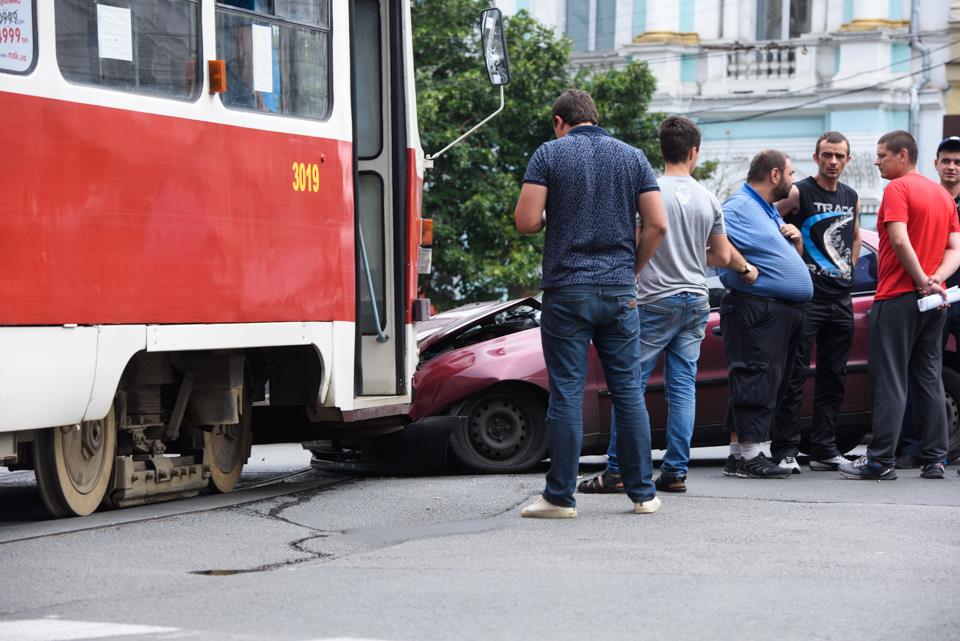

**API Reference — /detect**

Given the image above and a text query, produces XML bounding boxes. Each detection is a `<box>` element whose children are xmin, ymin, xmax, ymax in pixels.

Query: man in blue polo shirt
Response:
<box><xmin>514</xmin><ymin>89</ymin><xmax>667</xmax><ymax>517</ymax></box>
<box><xmin>719</xmin><ymin>150</ymin><xmax>813</xmax><ymax>478</ymax></box>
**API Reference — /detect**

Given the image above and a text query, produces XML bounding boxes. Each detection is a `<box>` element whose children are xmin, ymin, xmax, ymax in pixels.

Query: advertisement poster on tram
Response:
<box><xmin>0</xmin><ymin>0</ymin><xmax>32</xmax><ymax>72</ymax></box>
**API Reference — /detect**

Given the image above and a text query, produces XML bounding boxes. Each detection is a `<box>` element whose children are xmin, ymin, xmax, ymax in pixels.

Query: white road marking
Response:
<box><xmin>0</xmin><ymin>619</ymin><xmax>177</xmax><ymax>641</ymax></box>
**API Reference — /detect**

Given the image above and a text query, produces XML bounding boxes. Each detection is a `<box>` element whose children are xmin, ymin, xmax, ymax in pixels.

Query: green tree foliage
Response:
<box><xmin>413</xmin><ymin>1</ymin><xmax>662</xmax><ymax>308</ymax></box>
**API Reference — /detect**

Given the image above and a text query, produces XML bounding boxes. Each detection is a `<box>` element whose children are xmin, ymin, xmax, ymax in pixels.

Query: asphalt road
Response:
<box><xmin>0</xmin><ymin>444</ymin><xmax>958</xmax><ymax>641</ymax></box>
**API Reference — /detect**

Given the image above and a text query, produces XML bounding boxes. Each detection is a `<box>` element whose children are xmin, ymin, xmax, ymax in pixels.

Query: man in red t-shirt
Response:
<box><xmin>839</xmin><ymin>130</ymin><xmax>960</xmax><ymax>481</ymax></box>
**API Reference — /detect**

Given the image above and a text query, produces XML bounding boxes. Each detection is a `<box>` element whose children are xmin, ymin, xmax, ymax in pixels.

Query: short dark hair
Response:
<box><xmin>659</xmin><ymin>115</ymin><xmax>701</xmax><ymax>164</ymax></box>
<box><xmin>551</xmin><ymin>89</ymin><xmax>599</xmax><ymax>126</ymax></box>
<box><xmin>747</xmin><ymin>149</ymin><xmax>789</xmax><ymax>183</ymax></box>
<box><xmin>878</xmin><ymin>130</ymin><xmax>918</xmax><ymax>164</ymax></box>
<box><xmin>815</xmin><ymin>131</ymin><xmax>851</xmax><ymax>156</ymax></box>
<box><xmin>937</xmin><ymin>136</ymin><xmax>960</xmax><ymax>157</ymax></box>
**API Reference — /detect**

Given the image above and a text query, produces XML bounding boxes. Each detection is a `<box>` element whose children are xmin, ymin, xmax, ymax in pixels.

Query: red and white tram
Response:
<box><xmin>0</xmin><ymin>0</ymin><xmax>503</xmax><ymax>517</ymax></box>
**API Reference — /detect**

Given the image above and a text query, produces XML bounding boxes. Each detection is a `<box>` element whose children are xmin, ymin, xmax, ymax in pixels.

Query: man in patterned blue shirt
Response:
<box><xmin>514</xmin><ymin>89</ymin><xmax>667</xmax><ymax>518</ymax></box>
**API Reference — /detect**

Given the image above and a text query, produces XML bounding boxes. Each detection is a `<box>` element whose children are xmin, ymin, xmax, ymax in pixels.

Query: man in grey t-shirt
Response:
<box><xmin>579</xmin><ymin>115</ymin><xmax>733</xmax><ymax>494</ymax></box>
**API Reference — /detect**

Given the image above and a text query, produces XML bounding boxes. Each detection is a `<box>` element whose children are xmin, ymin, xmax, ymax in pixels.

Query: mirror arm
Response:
<box><xmin>424</xmin><ymin>85</ymin><xmax>504</xmax><ymax>169</ymax></box>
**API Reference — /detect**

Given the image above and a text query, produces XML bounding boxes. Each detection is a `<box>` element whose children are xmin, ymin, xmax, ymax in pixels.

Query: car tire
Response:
<box><xmin>450</xmin><ymin>387</ymin><xmax>548</xmax><ymax>474</ymax></box>
<box><xmin>942</xmin><ymin>366</ymin><xmax>960</xmax><ymax>462</ymax></box>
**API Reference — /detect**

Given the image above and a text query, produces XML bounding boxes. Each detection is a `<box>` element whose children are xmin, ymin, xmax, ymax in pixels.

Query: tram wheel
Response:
<box><xmin>34</xmin><ymin>408</ymin><xmax>117</xmax><ymax>518</ymax></box>
<box><xmin>203</xmin><ymin>388</ymin><xmax>252</xmax><ymax>494</ymax></box>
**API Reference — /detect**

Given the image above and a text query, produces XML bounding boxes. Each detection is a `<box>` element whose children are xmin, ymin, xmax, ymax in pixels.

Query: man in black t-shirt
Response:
<box><xmin>935</xmin><ymin>136</ymin><xmax>960</xmax><ymax>345</ymax></box>
<box><xmin>772</xmin><ymin>131</ymin><xmax>861</xmax><ymax>472</ymax></box>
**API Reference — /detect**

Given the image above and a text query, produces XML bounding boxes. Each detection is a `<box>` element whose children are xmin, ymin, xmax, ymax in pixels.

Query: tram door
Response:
<box><xmin>351</xmin><ymin>0</ymin><xmax>403</xmax><ymax>396</ymax></box>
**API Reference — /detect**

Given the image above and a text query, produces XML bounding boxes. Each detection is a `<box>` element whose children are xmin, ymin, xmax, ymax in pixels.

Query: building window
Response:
<box><xmin>216</xmin><ymin>1</ymin><xmax>331</xmax><ymax>120</ymax></box>
<box><xmin>757</xmin><ymin>0</ymin><xmax>811</xmax><ymax>40</ymax></box>
<box><xmin>55</xmin><ymin>0</ymin><xmax>202</xmax><ymax>99</ymax></box>
<box><xmin>565</xmin><ymin>0</ymin><xmax>589</xmax><ymax>52</ymax></box>
<box><xmin>595</xmin><ymin>0</ymin><xmax>615</xmax><ymax>51</ymax></box>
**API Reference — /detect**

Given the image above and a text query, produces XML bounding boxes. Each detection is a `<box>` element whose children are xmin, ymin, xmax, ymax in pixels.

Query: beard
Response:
<box><xmin>772</xmin><ymin>177</ymin><xmax>792</xmax><ymax>201</ymax></box>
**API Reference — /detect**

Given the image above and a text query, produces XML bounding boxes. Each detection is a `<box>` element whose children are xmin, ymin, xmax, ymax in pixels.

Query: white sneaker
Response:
<box><xmin>808</xmin><ymin>455</ymin><xmax>847</xmax><ymax>471</ymax></box>
<box><xmin>777</xmin><ymin>456</ymin><xmax>801</xmax><ymax>474</ymax></box>
<box><xmin>633</xmin><ymin>496</ymin><xmax>661</xmax><ymax>514</ymax></box>
<box><xmin>520</xmin><ymin>497</ymin><xmax>577</xmax><ymax>519</ymax></box>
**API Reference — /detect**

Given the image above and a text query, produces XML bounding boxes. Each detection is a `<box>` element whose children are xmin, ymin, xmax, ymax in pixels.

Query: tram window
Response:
<box><xmin>55</xmin><ymin>1</ymin><xmax>202</xmax><ymax>99</ymax></box>
<box><xmin>216</xmin><ymin>1</ymin><xmax>331</xmax><ymax>120</ymax></box>
<box><xmin>354</xmin><ymin>0</ymin><xmax>381</xmax><ymax>159</ymax></box>
<box><xmin>0</xmin><ymin>0</ymin><xmax>37</xmax><ymax>74</ymax></box>
<box><xmin>358</xmin><ymin>172</ymin><xmax>386</xmax><ymax>335</ymax></box>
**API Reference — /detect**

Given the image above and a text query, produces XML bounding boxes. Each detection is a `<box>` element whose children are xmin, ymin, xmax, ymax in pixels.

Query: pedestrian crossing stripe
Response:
<box><xmin>0</xmin><ymin>619</ymin><xmax>178</xmax><ymax>641</ymax></box>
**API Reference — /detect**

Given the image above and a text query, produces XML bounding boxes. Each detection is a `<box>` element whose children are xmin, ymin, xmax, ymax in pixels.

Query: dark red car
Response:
<box><xmin>410</xmin><ymin>230</ymin><xmax>960</xmax><ymax>473</ymax></box>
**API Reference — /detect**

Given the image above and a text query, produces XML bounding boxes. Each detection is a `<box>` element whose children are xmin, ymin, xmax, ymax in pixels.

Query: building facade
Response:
<box><xmin>499</xmin><ymin>0</ymin><xmax>954</xmax><ymax>215</ymax></box>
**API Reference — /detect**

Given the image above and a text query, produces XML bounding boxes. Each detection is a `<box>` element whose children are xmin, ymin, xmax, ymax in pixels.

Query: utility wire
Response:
<box><xmin>699</xmin><ymin>55</ymin><xmax>957</xmax><ymax>126</ymax></box>
<box><xmin>683</xmin><ymin>36</ymin><xmax>960</xmax><ymax>118</ymax></box>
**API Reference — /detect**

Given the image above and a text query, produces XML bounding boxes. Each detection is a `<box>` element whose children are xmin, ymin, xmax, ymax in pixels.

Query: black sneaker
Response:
<box><xmin>736</xmin><ymin>453</ymin><xmax>793</xmax><ymax>479</ymax></box>
<box><xmin>838</xmin><ymin>455</ymin><xmax>897</xmax><ymax>480</ymax></box>
<box><xmin>920</xmin><ymin>462</ymin><xmax>945</xmax><ymax>479</ymax></box>
<box><xmin>655</xmin><ymin>473</ymin><xmax>687</xmax><ymax>493</ymax></box>
<box><xmin>722</xmin><ymin>455</ymin><xmax>739</xmax><ymax>477</ymax></box>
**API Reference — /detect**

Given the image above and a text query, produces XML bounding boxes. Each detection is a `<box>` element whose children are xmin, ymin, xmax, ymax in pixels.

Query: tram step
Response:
<box><xmin>108</xmin><ymin>454</ymin><xmax>207</xmax><ymax>507</ymax></box>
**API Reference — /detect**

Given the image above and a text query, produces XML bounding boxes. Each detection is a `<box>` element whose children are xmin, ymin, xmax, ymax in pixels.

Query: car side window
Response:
<box><xmin>851</xmin><ymin>244</ymin><xmax>878</xmax><ymax>295</ymax></box>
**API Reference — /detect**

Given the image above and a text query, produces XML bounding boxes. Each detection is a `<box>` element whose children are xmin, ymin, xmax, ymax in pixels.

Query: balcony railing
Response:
<box><xmin>726</xmin><ymin>46</ymin><xmax>797</xmax><ymax>79</ymax></box>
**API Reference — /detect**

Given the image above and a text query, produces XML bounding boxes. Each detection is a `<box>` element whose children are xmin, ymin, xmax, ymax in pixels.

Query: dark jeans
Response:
<box><xmin>897</xmin><ymin>300</ymin><xmax>959</xmax><ymax>460</ymax></box>
<box><xmin>867</xmin><ymin>293</ymin><xmax>947</xmax><ymax>466</ymax></box>
<box><xmin>720</xmin><ymin>291</ymin><xmax>804</xmax><ymax>444</ymax></box>
<box><xmin>539</xmin><ymin>286</ymin><xmax>655</xmax><ymax>507</ymax></box>
<box><xmin>772</xmin><ymin>296</ymin><xmax>854</xmax><ymax>460</ymax></box>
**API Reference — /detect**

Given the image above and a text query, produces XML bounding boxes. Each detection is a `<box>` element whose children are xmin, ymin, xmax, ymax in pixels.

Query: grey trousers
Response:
<box><xmin>867</xmin><ymin>293</ymin><xmax>947</xmax><ymax>465</ymax></box>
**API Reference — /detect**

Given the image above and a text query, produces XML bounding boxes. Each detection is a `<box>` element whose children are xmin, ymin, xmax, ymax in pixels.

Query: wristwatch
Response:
<box><xmin>740</xmin><ymin>263</ymin><xmax>752</xmax><ymax>275</ymax></box>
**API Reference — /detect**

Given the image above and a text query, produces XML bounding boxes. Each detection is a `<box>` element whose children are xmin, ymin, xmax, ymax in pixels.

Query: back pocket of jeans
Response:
<box><xmin>615</xmin><ymin>295</ymin><xmax>640</xmax><ymax>338</ymax></box>
<box><xmin>541</xmin><ymin>295</ymin><xmax>587</xmax><ymax>338</ymax></box>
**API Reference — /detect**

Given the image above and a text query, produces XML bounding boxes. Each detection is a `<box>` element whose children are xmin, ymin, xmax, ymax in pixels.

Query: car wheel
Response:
<box><xmin>942</xmin><ymin>366</ymin><xmax>960</xmax><ymax>462</ymax></box>
<box><xmin>450</xmin><ymin>387</ymin><xmax>548</xmax><ymax>474</ymax></box>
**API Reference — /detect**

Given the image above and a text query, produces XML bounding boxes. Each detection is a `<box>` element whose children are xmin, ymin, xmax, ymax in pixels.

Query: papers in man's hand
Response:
<box><xmin>918</xmin><ymin>285</ymin><xmax>960</xmax><ymax>312</ymax></box>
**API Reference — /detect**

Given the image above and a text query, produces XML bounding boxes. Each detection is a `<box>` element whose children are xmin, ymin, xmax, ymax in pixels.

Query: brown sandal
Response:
<box><xmin>577</xmin><ymin>470</ymin><xmax>624</xmax><ymax>493</ymax></box>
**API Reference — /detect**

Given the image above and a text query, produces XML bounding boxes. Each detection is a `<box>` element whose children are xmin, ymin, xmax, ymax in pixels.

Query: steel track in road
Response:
<box><xmin>0</xmin><ymin>466</ymin><xmax>353</xmax><ymax>545</ymax></box>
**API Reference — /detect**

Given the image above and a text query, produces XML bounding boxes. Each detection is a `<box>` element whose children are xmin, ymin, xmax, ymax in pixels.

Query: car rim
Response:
<box><xmin>467</xmin><ymin>397</ymin><xmax>529</xmax><ymax>461</ymax></box>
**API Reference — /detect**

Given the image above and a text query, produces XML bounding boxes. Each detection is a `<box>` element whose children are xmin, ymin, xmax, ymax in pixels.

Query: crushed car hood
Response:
<box><xmin>416</xmin><ymin>297</ymin><xmax>540</xmax><ymax>354</ymax></box>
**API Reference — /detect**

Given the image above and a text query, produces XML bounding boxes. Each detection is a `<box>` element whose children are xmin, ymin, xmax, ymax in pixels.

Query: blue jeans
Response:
<box><xmin>607</xmin><ymin>293</ymin><xmax>710</xmax><ymax>477</ymax></box>
<box><xmin>540</xmin><ymin>285</ymin><xmax>655</xmax><ymax>507</ymax></box>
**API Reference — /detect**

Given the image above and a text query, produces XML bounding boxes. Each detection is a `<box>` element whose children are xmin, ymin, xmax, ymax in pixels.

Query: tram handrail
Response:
<box><xmin>358</xmin><ymin>224</ymin><xmax>390</xmax><ymax>343</ymax></box>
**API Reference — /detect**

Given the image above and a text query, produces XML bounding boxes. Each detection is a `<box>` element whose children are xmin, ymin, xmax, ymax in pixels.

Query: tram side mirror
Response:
<box><xmin>425</xmin><ymin>7</ymin><xmax>510</xmax><ymax>166</ymax></box>
<box><xmin>480</xmin><ymin>8</ymin><xmax>510</xmax><ymax>86</ymax></box>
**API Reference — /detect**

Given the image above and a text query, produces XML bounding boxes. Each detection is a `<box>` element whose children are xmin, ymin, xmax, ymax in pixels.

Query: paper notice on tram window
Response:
<box><xmin>97</xmin><ymin>4</ymin><xmax>132</xmax><ymax>62</ymax></box>
<box><xmin>252</xmin><ymin>24</ymin><xmax>274</xmax><ymax>93</ymax></box>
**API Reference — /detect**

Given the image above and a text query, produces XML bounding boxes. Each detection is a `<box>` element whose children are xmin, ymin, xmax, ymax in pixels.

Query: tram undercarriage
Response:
<box><xmin>7</xmin><ymin>351</ymin><xmax>255</xmax><ymax>518</ymax></box>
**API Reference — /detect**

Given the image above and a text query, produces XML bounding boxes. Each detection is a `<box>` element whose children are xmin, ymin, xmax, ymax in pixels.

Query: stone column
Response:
<box><xmin>842</xmin><ymin>0</ymin><xmax>909</xmax><ymax>30</ymax></box>
<box><xmin>634</xmin><ymin>0</ymin><xmax>698</xmax><ymax>44</ymax></box>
